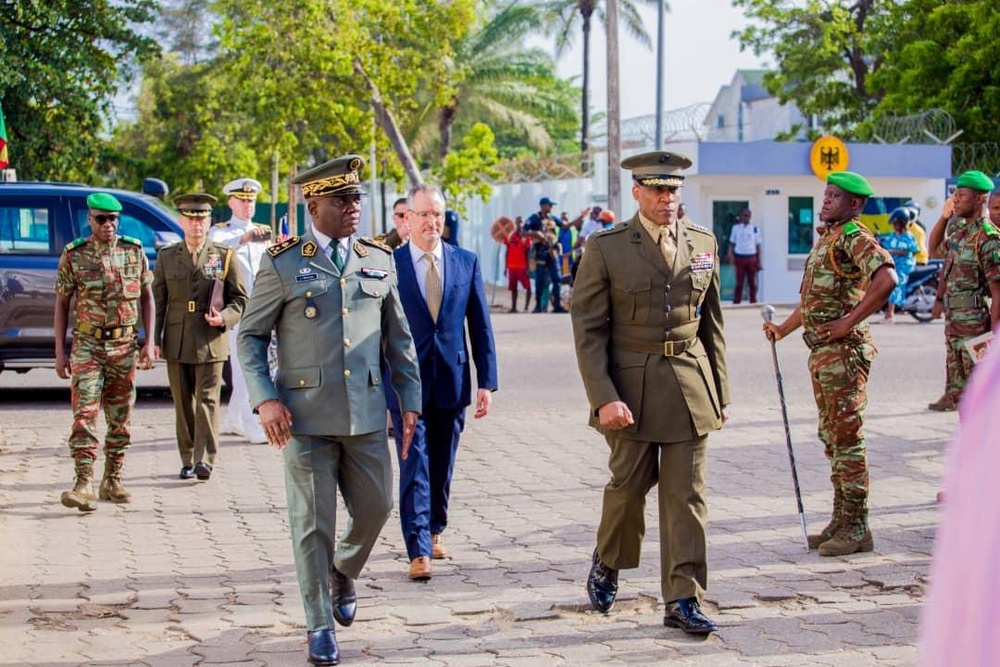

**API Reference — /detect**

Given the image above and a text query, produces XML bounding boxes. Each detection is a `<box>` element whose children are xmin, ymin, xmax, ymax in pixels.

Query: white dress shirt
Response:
<box><xmin>408</xmin><ymin>240</ymin><xmax>445</xmax><ymax>303</ymax></box>
<box><xmin>208</xmin><ymin>216</ymin><xmax>268</xmax><ymax>287</ymax></box>
<box><xmin>729</xmin><ymin>223</ymin><xmax>762</xmax><ymax>256</ymax></box>
<box><xmin>311</xmin><ymin>225</ymin><xmax>350</xmax><ymax>266</ymax></box>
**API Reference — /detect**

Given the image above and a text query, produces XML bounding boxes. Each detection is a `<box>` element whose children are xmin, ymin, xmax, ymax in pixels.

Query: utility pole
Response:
<box><xmin>655</xmin><ymin>0</ymin><xmax>665</xmax><ymax>150</ymax></box>
<box><xmin>607</xmin><ymin>0</ymin><xmax>621</xmax><ymax>216</ymax></box>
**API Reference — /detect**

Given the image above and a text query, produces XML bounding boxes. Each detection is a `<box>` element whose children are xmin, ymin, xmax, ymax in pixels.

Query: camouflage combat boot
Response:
<box><xmin>927</xmin><ymin>394</ymin><xmax>958</xmax><ymax>412</ymax></box>
<box><xmin>818</xmin><ymin>503</ymin><xmax>874</xmax><ymax>556</ymax></box>
<box><xmin>60</xmin><ymin>460</ymin><xmax>98</xmax><ymax>512</ymax></box>
<box><xmin>807</xmin><ymin>488</ymin><xmax>843</xmax><ymax>549</ymax></box>
<box><xmin>99</xmin><ymin>457</ymin><xmax>132</xmax><ymax>504</ymax></box>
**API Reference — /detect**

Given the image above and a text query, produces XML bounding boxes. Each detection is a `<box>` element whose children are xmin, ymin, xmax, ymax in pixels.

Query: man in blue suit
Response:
<box><xmin>387</xmin><ymin>184</ymin><xmax>499</xmax><ymax>580</ymax></box>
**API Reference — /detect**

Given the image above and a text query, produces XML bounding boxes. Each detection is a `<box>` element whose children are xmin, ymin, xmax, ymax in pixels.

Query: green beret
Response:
<box><xmin>955</xmin><ymin>170</ymin><xmax>994</xmax><ymax>193</ymax></box>
<box><xmin>826</xmin><ymin>171</ymin><xmax>873</xmax><ymax>198</ymax></box>
<box><xmin>86</xmin><ymin>192</ymin><xmax>123</xmax><ymax>212</ymax></box>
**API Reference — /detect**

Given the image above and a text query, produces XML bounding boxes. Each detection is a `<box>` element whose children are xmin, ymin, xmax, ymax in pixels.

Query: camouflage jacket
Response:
<box><xmin>54</xmin><ymin>235</ymin><xmax>152</xmax><ymax>328</ymax></box>
<box><xmin>800</xmin><ymin>219</ymin><xmax>893</xmax><ymax>342</ymax></box>
<box><xmin>937</xmin><ymin>217</ymin><xmax>1000</xmax><ymax>335</ymax></box>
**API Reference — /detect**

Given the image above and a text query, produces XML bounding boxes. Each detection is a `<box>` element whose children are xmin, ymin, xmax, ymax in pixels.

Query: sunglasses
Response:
<box><xmin>393</xmin><ymin>211</ymin><xmax>406</xmax><ymax>218</ymax></box>
<box><xmin>91</xmin><ymin>214</ymin><xmax>120</xmax><ymax>224</ymax></box>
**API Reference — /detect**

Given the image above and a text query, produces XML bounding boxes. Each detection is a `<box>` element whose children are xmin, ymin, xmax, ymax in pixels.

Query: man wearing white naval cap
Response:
<box><xmin>209</xmin><ymin>177</ymin><xmax>270</xmax><ymax>443</ymax></box>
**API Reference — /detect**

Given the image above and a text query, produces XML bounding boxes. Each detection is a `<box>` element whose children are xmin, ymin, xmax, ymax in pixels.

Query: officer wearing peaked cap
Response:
<box><xmin>572</xmin><ymin>150</ymin><xmax>729</xmax><ymax>634</ymax></box>
<box><xmin>210</xmin><ymin>177</ymin><xmax>270</xmax><ymax>444</ymax></box>
<box><xmin>764</xmin><ymin>170</ymin><xmax>897</xmax><ymax>557</ymax></box>
<box><xmin>237</xmin><ymin>154</ymin><xmax>421</xmax><ymax>667</ymax></box>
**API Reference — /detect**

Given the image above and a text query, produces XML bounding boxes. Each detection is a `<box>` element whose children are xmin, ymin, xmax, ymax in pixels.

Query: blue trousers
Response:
<box><xmin>389</xmin><ymin>403</ymin><xmax>466</xmax><ymax>560</ymax></box>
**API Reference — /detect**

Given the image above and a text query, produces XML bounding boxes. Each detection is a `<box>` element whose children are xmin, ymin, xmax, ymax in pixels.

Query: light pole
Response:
<box><xmin>655</xmin><ymin>0</ymin><xmax>665</xmax><ymax>150</ymax></box>
<box><xmin>607</xmin><ymin>0</ymin><xmax>621</xmax><ymax>216</ymax></box>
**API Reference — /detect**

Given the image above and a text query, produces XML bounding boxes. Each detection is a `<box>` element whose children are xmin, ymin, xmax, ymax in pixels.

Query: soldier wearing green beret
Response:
<box><xmin>927</xmin><ymin>170</ymin><xmax>1000</xmax><ymax>411</ymax></box>
<box><xmin>237</xmin><ymin>155</ymin><xmax>421</xmax><ymax>666</ymax></box>
<box><xmin>54</xmin><ymin>192</ymin><xmax>156</xmax><ymax>511</ymax></box>
<box><xmin>763</xmin><ymin>171</ymin><xmax>897</xmax><ymax>556</ymax></box>
<box><xmin>153</xmin><ymin>192</ymin><xmax>248</xmax><ymax>482</ymax></box>
<box><xmin>572</xmin><ymin>151</ymin><xmax>730</xmax><ymax>634</ymax></box>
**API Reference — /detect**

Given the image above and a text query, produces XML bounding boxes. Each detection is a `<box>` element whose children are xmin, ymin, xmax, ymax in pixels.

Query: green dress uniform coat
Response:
<box><xmin>236</xmin><ymin>230</ymin><xmax>421</xmax><ymax>632</ymax></box>
<box><xmin>571</xmin><ymin>213</ymin><xmax>729</xmax><ymax>604</ymax></box>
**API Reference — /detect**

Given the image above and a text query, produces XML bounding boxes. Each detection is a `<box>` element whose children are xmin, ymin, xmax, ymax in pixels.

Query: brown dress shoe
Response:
<box><xmin>431</xmin><ymin>533</ymin><xmax>448</xmax><ymax>559</ymax></box>
<box><xmin>408</xmin><ymin>556</ymin><xmax>432</xmax><ymax>581</ymax></box>
<box><xmin>928</xmin><ymin>395</ymin><xmax>957</xmax><ymax>412</ymax></box>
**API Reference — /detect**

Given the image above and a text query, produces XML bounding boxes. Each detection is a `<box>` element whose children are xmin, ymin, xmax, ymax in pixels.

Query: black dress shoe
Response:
<box><xmin>307</xmin><ymin>628</ymin><xmax>340</xmax><ymax>666</ymax></box>
<box><xmin>664</xmin><ymin>597</ymin><xmax>717</xmax><ymax>635</ymax></box>
<box><xmin>586</xmin><ymin>548</ymin><xmax>618</xmax><ymax>614</ymax></box>
<box><xmin>330</xmin><ymin>565</ymin><xmax>357</xmax><ymax>627</ymax></box>
<box><xmin>193</xmin><ymin>461</ymin><xmax>212</xmax><ymax>481</ymax></box>
<box><xmin>179</xmin><ymin>466</ymin><xmax>195</xmax><ymax>480</ymax></box>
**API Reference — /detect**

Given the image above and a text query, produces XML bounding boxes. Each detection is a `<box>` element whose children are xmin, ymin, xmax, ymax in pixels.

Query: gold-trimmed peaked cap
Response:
<box><xmin>173</xmin><ymin>192</ymin><xmax>217</xmax><ymax>218</ymax></box>
<box><xmin>223</xmin><ymin>177</ymin><xmax>262</xmax><ymax>201</ymax></box>
<box><xmin>292</xmin><ymin>154</ymin><xmax>367</xmax><ymax>199</ymax></box>
<box><xmin>622</xmin><ymin>150</ymin><xmax>693</xmax><ymax>188</ymax></box>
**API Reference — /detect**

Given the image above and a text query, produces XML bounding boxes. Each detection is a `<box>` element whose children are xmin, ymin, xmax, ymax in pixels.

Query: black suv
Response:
<box><xmin>0</xmin><ymin>182</ymin><xmax>184</xmax><ymax>375</ymax></box>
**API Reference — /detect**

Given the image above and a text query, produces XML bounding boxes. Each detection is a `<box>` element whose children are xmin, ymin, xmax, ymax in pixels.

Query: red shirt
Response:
<box><xmin>504</xmin><ymin>233</ymin><xmax>530</xmax><ymax>270</ymax></box>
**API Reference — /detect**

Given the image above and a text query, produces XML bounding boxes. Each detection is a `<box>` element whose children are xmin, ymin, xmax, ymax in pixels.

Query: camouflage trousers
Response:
<box><xmin>807</xmin><ymin>342</ymin><xmax>876</xmax><ymax>509</ymax></box>
<box><xmin>68</xmin><ymin>334</ymin><xmax>138</xmax><ymax>463</ymax></box>
<box><xmin>942</xmin><ymin>333</ymin><xmax>976</xmax><ymax>403</ymax></box>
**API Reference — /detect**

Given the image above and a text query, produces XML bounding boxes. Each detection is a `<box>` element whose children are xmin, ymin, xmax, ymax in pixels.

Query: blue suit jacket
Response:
<box><xmin>392</xmin><ymin>242</ymin><xmax>498</xmax><ymax>411</ymax></box>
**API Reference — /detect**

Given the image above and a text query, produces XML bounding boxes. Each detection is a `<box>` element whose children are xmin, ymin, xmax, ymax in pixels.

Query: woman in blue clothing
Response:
<box><xmin>879</xmin><ymin>208</ymin><xmax>920</xmax><ymax>323</ymax></box>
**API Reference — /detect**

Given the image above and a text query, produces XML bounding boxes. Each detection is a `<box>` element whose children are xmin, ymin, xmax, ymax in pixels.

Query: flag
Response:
<box><xmin>279</xmin><ymin>213</ymin><xmax>289</xmax><ymax>237</ymax></box>
<box><xmin>0</xmin><ymin>103</ymin><xmax>9</xmax><ymax>170</ymax></box>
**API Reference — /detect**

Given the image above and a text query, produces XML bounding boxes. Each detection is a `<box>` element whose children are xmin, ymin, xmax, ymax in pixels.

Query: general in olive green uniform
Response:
<box><xmin>237</xmin><ymin>155</ymin><xmax>421</xmax><ymax>662</ymax></box>
<box><xmin>572</xmin><ymin>151</ymin><xmax>729</xmax><ymax>635</ymax></box>
<box><xmin>54</xmin><ymin>192</ymin><xmax>156</xmax><ymax>511</ymax></box>
<box><xmin>763</xmin><ymin>171</ymin><xmax>897</xmax><ymax>557</ymax></box>
<box><xmin>153</xmin><ymin>193</ymin><xmax>248</xmax><ymax>480</ymax></box>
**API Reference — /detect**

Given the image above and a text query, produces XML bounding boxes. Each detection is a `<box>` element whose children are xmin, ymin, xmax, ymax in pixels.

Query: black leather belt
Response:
<box><xmin>617</xmin><ymin>335</ymin><xmax>696</xmax><ymax>356</ymax></box>
<box><xmin>74</xmin><ymin>323</ymin><xmax>136</xmax><ymax>341</ymax></box>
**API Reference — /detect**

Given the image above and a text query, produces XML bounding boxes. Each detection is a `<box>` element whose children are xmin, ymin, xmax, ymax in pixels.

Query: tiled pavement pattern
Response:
<box><xmin>0</xmin><ymin>307</ymin><xmax>954</xmax><ymax>666</ymax></box>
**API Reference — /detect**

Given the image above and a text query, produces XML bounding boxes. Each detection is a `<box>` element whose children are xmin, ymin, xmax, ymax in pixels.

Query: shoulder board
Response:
<box><xmin>595</xmin><ymin>223</ymin><xmax>628</xmax><ymax>237</ymax></box>
<box><xmin>266</xmin><ymin>236</ymin><xmax>301</xmax><ymax>257</ymax></box>
<box><xmin>981</xmin><ymin>221</ymin><xmax>999</xmax><ymax>237</ymax></box>
<box><xmin>686</xmin><ymin>222</ymin><xmax>713</xmax><ymax>236</ymax></box>
<box><xmin>212</xmin><ymin>222</ymin><xmax>228</xmax><ymax>227</ymax></box>
<box><xmin>359</xmin><ymin>236</ymin><xmax>392</xmax><ymax>253</ymax></box>
<box><xmin>63</xmin><ymin>237</ymin><xmax>89</xmax><ymax>252</ymax></box>
<box><xmin>842</xmin><ymin>221</ymin><xmax>861</xmax><ymax>236</ymax></box>
<box><xmin>254</xmin><ymin>222</ymin><xmax>270</xmax><ymax>229</ymax></box>
<box><xmin>119</xmin><ymin>235</ymin><xmax>142</xmax><ymax>247</ymax></box>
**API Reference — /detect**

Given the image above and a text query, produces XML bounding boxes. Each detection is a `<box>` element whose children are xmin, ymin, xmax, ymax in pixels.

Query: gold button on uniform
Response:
<box><xmin>306</xmin><ymin>291</ymin><xmax>312</xmax><ymax>297</ymax></box>
<box><xmin>344</xmin><ymin>369</ymin><xmax>351</xmax><ymax>378</ymax></box>
<box><xmin>340</xmin><ymin>279</ymin><xmax>346</xmax><ymax>286</ymax></box>
<box><xmin>299</xmin><ymin>379</ymin><xmax>306</xmax><ymax>386</ymax></box>
<box><xmin>343</xmin><ymin>338</ymin><xmax>350</xmax><ymax>346</ymax></box>
<box><xmin>342</xmin><ymin>308</ymin><xmax>348</xmax><ymax>315</ymax></box>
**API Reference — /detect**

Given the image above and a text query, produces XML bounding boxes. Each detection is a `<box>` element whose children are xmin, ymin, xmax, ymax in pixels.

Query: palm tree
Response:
<box><xmin>412</xmin><ymin>1</ymin><xmax>578</xmax><ymax>160</ymax></box>
<box><xmin>540</xmin><ymin>0</ymin><xmax>660</xmax><ymax>160</ymax></box>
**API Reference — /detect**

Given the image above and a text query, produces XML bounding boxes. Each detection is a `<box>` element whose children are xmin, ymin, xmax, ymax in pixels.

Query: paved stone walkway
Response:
<box><xmin>0</xmin><ymin>307</ymin><xmax>954</xmax><ymax>666</ymax></box>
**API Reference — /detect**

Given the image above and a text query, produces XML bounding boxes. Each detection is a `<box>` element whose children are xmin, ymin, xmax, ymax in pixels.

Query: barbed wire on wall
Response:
<box><xmin>953</xmin><ymin>143</ymin><xmax>1000</xmax><ymax>177</ymax></box>
<box><xmin>870</xmin><ymin>109</ymin><xmax>961</xmax><ymax>145</ymax></box>
<box><xmin>493</xmin><ymin>153</ymin><xmax>594</xmax><ymax>184</ymax></box>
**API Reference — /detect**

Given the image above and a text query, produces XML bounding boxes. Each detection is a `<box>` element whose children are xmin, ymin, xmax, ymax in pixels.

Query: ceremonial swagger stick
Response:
<box><xmin>761</xmin><ymin>305</ymin><xmax>810</xmax><ymax>549</ymax></box>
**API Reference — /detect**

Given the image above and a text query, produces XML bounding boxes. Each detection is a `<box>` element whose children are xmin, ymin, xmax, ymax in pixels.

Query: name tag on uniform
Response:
<box><xmin>295</xmin><ymin>273</ymin><xmax>319</xmax><ymax>283</ymax></box>
<box><xmin>359</xmin><ymin>267</ymin><xmax>388</xmax><ymax>280</ymax></box>
<box><xmin>691</xmin><ymin>252</ymin><xmax>714</xmax><ymax>271</ymax></box>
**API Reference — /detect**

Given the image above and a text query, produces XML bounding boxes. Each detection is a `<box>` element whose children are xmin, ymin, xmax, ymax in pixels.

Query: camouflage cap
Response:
<box><xmin>291</xmin><ymin>155</ymin><xmax>367</xmax><ymax>199</ymax></box>
<box><xmin>955</xmin><ymin>170</ymin><xmax>994</xmax><ymax>193</ymax></box>
<box><xmin>826</xmin><ymin>171</ymin><xmax>874</xmax><ymax>197</ymax></box>
<box><xmin>621</xmin><ymin>151</ymin><xmax>693</xmax><ymax>188</ymax></box>
<box><xmin>173</xmin><ymin>192</ymin><xmax>218</xmax><ymax>218</ymax></box>
<box><xmin>86</xmin><ymin>192</ymin><xmax>123</xmax><ymax>213</ymax></box>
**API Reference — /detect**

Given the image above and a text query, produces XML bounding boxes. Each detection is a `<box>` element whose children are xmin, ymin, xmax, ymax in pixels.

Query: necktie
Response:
<box><xmin>332</xmin><ymin>243</ymin><xmax>345</xmax><ymax>272</ymax></box>
<box><xmin>424</xmin><ymin>253</ymin><xmax>442</xmax><ymax>322</ymax></box>
<box><xmin>658</xmin><ymin>227</ymin><xmax>676</xmax><ymax>267</ymax></box>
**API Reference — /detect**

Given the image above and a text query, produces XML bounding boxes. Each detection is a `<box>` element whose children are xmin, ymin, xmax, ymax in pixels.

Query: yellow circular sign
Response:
<box><xmin>810</xmin><ymin>135</ymin><xmax>850</xmax><ymax>179</ymax></box>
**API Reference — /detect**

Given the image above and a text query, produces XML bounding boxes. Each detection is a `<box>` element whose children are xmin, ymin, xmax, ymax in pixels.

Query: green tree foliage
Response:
<box><xmin>0</xmin><ymin>0</ymin><xmax>159</xmax><ymax>180</ymax></box>
<box><xmin>436</xmin><ymin>123</ymin><xmax>503</xmax><ymax>216</ymax></box>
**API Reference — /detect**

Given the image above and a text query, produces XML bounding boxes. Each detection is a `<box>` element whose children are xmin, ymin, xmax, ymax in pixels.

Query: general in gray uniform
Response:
<box><xmin>571</xmin><ymin>151</ymin><xmax>730</xmax><ymax>635</ymax></box>
<box><xmin>237</xmin><ymin>154</ymin><xmax>421</xmax><ymax>667</ymax></box>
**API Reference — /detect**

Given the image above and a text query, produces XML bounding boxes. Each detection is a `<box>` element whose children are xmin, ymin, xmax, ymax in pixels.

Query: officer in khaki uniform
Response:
<box><xmin>237</xmin><ymin>155</ymin><xmax>421</xmax><ymax>667</ymax></box>
<box><xmin>572</xmin><ymin>151</ymin><xmax>729</xmax><ymax>635</ymax></box>
<box><xmin>153</xmin><ymin>193</ymin><xmax>248</xmax><ymax>481</ymax></box>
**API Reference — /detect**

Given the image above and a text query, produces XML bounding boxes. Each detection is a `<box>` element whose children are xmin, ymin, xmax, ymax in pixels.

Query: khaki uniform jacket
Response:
<box><xmin>152</xmin><ymin>242</ymin><xmax>248</xmax><ymax>362</ymax></box>
<box><xmin>572</xmin><ymin>214</ymin><xmax>730</xmax><ymax>443</ymax></box>
<box><xmin>237</xmin><ymin>231</ymin><xmax>422</xmax><ymax>436</ymax></box>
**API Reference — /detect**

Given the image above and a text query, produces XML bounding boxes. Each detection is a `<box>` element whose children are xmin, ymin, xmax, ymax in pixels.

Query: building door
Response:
<box><xmin>712</xmin><ymin>200</ymin><xmax>749</xmax><ymax>302</ymax></box>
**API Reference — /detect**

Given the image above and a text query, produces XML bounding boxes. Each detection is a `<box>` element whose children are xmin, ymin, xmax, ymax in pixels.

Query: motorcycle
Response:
<box><xmin>896</xmin><ymin>259</ymin><xmax>942</xmax><ymax>323</ymax></box>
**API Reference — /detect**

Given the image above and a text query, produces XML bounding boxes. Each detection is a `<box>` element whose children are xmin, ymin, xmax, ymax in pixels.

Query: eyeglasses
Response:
<box><xmin>91</xmin><ymin>214</ymin><xmax>119</xmax><ymax>224</ymax></box>
<box><xmin>409</xmin><ymin>209</ymin><xmax>445</xmax><ymax>220</ymax></box>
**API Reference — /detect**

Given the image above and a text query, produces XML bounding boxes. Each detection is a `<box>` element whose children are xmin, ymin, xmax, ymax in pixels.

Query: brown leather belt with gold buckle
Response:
<box><xmin>74</xmin><ymin>323</ymin><xmax>136</xmax><ymax>341</ymax></box>
<box><xmin>616</xmin><ymin>335</ymin><xmax>696</xmax><ymax>356</ymax></box>
<box><xmin>187</xmin><ymin>300</ymin><xmax>197</xmax><ymax>313</ymax></box>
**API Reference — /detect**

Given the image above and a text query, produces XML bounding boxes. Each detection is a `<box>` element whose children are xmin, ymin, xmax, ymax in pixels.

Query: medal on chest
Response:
<box><xmin>304</xmin><ymin>296</ymin><xmax>318</xmax><ymax>320</ymax></box>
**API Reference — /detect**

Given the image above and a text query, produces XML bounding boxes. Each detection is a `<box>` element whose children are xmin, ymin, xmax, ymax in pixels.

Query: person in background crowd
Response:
<box><xmin>530</xmin><ymin>219</ymin><xmax>566</xmax><ymax>313</ymax></box>
<box><xmin>209</xmin><ymin>177</ymin><xmax>269</xmax><ymax>444</ymax></box>
<box><xmin>678</xmin><ymin>203</ymin><xmax>693</xmax><ymax>226</ymax></box>
<box><xmin>54</xmin><ymin>192</ymin><xmax>156</xmax><ymax>511</ymax></box>
<box><xmin>902</xmin><ymin>201</ymin><xmax>929</xmax><ymax>265</ymax></box>
<box><xmin>378</xmin><ymin>197</ymin><xmax>410</xmax><ymax>250</ymax></box>
<box><xmin>442</xmin><ymin>210</ymin><xmax>460</xmax><ymax>246</ymax></box>
<box><xmin>578</xmin><ymin>205</ymin><xmax>604</xmax><ymax>241</ymax></box>
<box><xmin>558</xmin><ymin>211</ymin><xmax>579</xmax><ymax>279</ymax></box>
<box><xmin>727</xmin><ymin>208</ymin><xmax>762</xmax><ymax>304</ymax></box>
<box><xmin>879</xmin><ymin>208</ymin><xmax>919</xmax><ymax>324</ymax></box>
<box><xmin>503</xmin><ymin>216</ymin><xmax>531</xmax><ymax>313</ymax></box>
<box><xmin>524</xmin><ymin>196</ymin><xmax>559</xmax><ymax>233</ymax></box>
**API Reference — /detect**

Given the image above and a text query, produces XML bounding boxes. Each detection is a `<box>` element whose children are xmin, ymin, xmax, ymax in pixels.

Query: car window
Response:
<box><xmin>0</xmin><ymin>203</ymin><xmax>53</xmax><ymax>254</ymax></box>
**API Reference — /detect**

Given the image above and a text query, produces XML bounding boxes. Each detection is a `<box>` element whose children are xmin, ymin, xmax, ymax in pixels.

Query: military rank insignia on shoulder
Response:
<box><xmin>119</xmin><ymin>235</ymin><xmax>142</xmax><ymax>247</ymax></box>
<box><xmin>267</xmin><ymin>236</ymin><xmax>301</xmax><ymax>257</ymax></box>
<box><xmin>359</xmin><ymin>236</ymin><xmax>392</xmax><ymax>253</ymax></box>
<box><xmin>595</xmin><ymin>223</ymin><xmax>627</xmax><ymax>238</ymax></box>
<box><xmin>842</xmin><ymin>221</ymin><xmax>861</xmax><ymax>236</ymax></box>
<box><xmin>982</xmin><ymin>221</ymin><xmax>999</xmax><ymax>237</ymax></box>
<box><xmin>63</xmin><ymin>237</ymin><xmax>89</xmax><ymax>253</ymax></box>
<box><xmin>686</xmin><ymin>221</ymin><xmax>713</xmax><ymax>236</ymax></box>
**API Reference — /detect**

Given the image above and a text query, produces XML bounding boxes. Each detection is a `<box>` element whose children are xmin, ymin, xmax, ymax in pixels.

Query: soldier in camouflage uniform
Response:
<box><xmin>54</xmin><ymin>192</ymin><xmax>156</xmax><ymax>512</ymax></box>
<box><xmin>763</xmin><ymin>171</ymin><xmax>897</xmax><ymax>556</ymax></box>
<box><xmin>927</xmin><ymin>170</ymin><xmax>1000</xmax><ymax>412</ymax></box>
